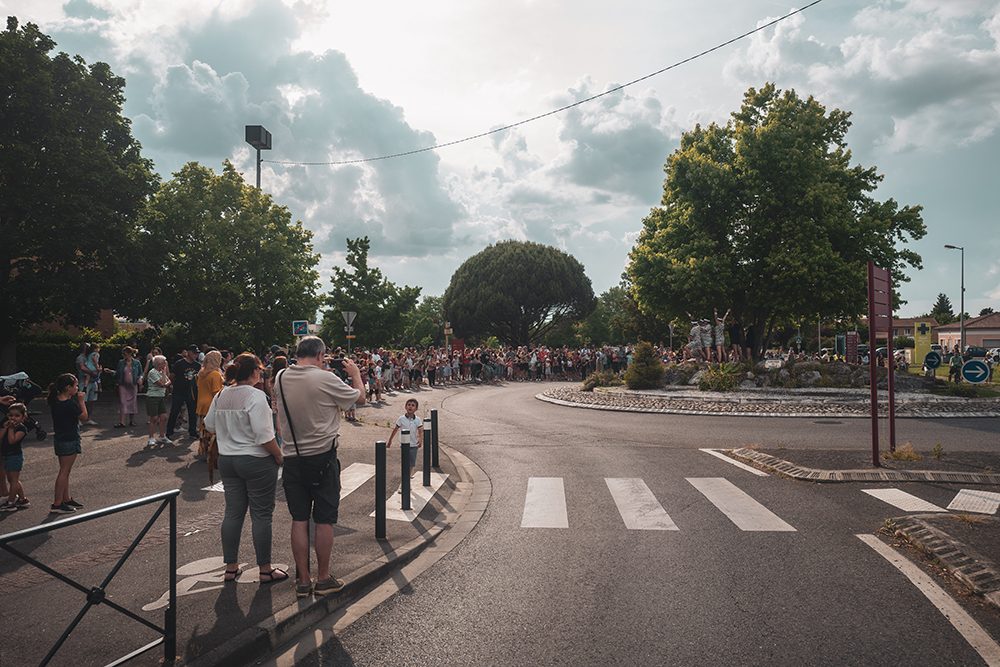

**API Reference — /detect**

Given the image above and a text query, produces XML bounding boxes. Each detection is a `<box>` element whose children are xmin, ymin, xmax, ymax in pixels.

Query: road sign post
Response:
<box><xmin>341</xmin><ymin>311</ymin><xmax>357</xmax><ymax>353</ymax></box>
<box><xmin>867</xmin><ymin>261</ymin><xmax>897</xmax><ymax>463</ymax></box>
<box><xmin>962</xmin><ymin>359</ymin><xmax>990</xmax><ymax>385</ymax></box>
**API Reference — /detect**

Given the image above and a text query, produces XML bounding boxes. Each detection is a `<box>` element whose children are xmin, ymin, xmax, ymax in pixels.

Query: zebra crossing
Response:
<box><xmin>519</xmin><ymin>475</ymin><xmax>797</xmax><ymax>532</ymax></box>
<box><xmin>863</xmin><ymin>487</ymin><xmax>1000</xmax><ymax>515</ymax></box>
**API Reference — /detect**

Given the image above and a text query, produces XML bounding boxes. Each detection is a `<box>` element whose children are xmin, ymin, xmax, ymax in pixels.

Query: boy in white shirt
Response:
<box><xmin>386</xmin><ymin>399</ymin><xmax>423</xmax><ymax>469</ymax></box>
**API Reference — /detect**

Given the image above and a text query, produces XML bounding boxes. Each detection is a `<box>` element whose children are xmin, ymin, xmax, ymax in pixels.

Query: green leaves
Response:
<box><xmin>442</xmin><ymin>240</ymin><xmax>595</xmax><ymax>345</ymax></box>
<box><xmin>627</xmin><ymin>83</ymin><xmax>926</xmax><ymax>357</ymax></box>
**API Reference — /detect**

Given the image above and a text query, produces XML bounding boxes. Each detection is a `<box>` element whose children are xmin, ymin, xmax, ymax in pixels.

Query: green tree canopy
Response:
<box><xmin>576</xmin><ymin>284</ymin><xmax>670</xmax><ymax>346</ymax></box>
<box><xmin>627</xmin><ymin>83</ymin><xmax>926</xmax><ymax>358</ymax></box>
<box><xmin>443</xmin><ymin>240</ymin><xmax>596</xmax><ymax>345</ymax></box>
<box><xmin>137</xmin><ymin>161</ymin><xmax>321</xmax><ymax>350</ymax></box>
<box><xmin>929</xmin><ymin>293</ymin><xmax>955</xmax><ymax>324</ymax></box>
<box><xmin>980</xmin><ymin>307</ymin><xmax>996</xmax><ymax>317</ymax></box>
<box><xmin>319</xmin><ymin>237</ymin><xmax>420</xmax><ymax>348</ymax></box>
<box><xmin>401</xmin><ymin>295</ymin><xmax>445</xmax><ymax>348</ymax></box>
<box><xmin>1</xmin><ymin>17</ymin><xmax>158</xmax><ymax>371</ymax></box>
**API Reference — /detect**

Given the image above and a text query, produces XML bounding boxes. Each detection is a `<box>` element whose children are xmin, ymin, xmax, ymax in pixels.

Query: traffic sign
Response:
<box><xmin>923</xmin><ymin>351</ymin><xmax>942</xmax><ymax>370</ymax></box>
<box><xmin>291</xmin><ymin>320</ymin><xmax>309</xmax><ymax>336</ymax></box>
<box><xmin>962</xmin><ymin>359</ymin><xmax>990</xmax><ymax>384</ymax></box>
<box><xmin>345</xmin><ymin>335</ymin><xmax>356</xmax><ymax>340</ymax></box>
<box><xmin>341</xmin><ymin>311</ymin><xmax>357</xmax><ymax>327</ymax></box>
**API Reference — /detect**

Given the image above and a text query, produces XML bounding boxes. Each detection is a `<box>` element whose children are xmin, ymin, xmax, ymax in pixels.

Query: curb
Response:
<box><xmin>892</xmin><ymin>514</ymin><xmax>1000</xmax><ymax>611</ymax></box>
<box><xmin>535</xmin><ymin>391</ymin><xmax>1000</xmax><ymax>419</ymax></box>
<box><xmin>184</xmin><ymin>442</ymin><xmax>486</xmax><ymax>667</ymax></box>
<box><xmin>726</xmin><ymin>448</ymin><xmax>1000</xmax><ymax>485</ymax></box>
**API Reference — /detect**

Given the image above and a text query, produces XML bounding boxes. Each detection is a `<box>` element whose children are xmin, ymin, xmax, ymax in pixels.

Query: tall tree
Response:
<box><xmin>443</xmin><ymin>240</ymin><xmax>595</xmax><ymax>345</ymax></box>
<box><xmin>137</xmin><ymin>161</ymin><xmax>321</xmax><ymax>350</ymax></box>
<box><xmin>929</xmin><ymin>293</ymin><xmax>955</xmax><ymax>324</ymax></box>
<box><xmin>978</xmin><ymin>307</ymin><xmax>994</xmax><ymax>317</ymax></box>
<box><xmin>0</xmin><ymin>17</ymin><xmax>158</xmax><ymax>371</ymax></box>
<box><xmin>627</xmin><ymin>83</ymin><xmax>926</xmax><ymax>358</ymax></box>
<box><xmin>319</xmin><ymin>237</ymin><xmax>420</xmax><ymax>348</ymax></box>
<box><xmin>575</xmin><ymin>284</ymin><xmax>669</xmax><ymax>345</ymax></box>
<box><xmin>401</xmin><ymin>295</ymin><xmax>445</xmax><ymax>348</ymax></box>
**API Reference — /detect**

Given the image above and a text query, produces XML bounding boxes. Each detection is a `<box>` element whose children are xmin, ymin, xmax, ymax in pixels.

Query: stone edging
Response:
<box><xmin>892</xmin><ymin>515</ymin><xmax>1000</xmax><ymax>610</ymax></box>
<box><xmin>536</xmin><ymin>388</ymin><xmax>1000</xmax><ymax>419</ymax></box>
<box><xmin>727</xmin><ymin>448</ymin><xmax>1000</xmax><ymax>485</ymax></box>
<box><xmin>185</xmin><ymin>443</ymin><xmax>488</xmax><ymax>667</ymax></box>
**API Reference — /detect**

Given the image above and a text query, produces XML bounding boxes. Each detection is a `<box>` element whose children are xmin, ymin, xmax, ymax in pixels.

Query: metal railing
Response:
<box><xmin>0</xmin><ymin>489</ymin><xmax>180</xmax><ymax>666</ymax></box>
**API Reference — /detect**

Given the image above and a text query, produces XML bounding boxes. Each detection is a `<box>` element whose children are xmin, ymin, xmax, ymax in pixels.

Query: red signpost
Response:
<box><xmin>867</xmin><ymin>261</ymin><xmax>896</xmax><ymax>466</ymax></box>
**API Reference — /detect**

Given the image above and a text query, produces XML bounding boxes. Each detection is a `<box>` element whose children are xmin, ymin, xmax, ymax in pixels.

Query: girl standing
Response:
<box><xmin>145</xmin><ymin>355</ymin><xmax>172</xmax><ymax>446</ymax></box>
<box><xmin>1</xmin><ymin>403</ymin><xmax>30</xmax><ymax>511</ymax></box>
<box><xmin>48</xmin><ymin>373</ymin><xmax>88</xmax><ymax>514</ymax></box>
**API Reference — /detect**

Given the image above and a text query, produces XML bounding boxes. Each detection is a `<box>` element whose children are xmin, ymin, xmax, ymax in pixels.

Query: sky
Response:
<box><xmin>6</xmin><ymin>0</ymin><xmax>1000</xmax><ymax>319</ymax></box>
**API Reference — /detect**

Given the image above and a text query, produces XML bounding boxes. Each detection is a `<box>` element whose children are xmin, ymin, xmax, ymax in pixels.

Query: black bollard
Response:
<box><xmin>423</xmin><ymin>418</ymin><xmax>432</xmax><ymax>487</ymax></box>
<box><xmin>375</xmin><ymin>440</ymin><xmax>386</xmax><ymax>539</ymax></box>
<box><xmin>401</xmin><ymin>429</ymin><xmax>411</xmax><ymax>511</ymax></box>
<box><xmin>430</xmin><ymin>408</ymin><xmax>440</xmax><ymax>468</ymax></box>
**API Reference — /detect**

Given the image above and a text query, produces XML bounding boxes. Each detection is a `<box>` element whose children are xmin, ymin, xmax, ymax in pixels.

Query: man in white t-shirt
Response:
<box><xmin>275</xmin><ymin>336</ymin><xmax>365</xmax><ymax>598</ymax></box>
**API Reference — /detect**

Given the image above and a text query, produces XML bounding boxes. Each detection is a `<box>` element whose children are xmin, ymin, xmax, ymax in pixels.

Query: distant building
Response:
<box><xmin>891</xmin><ymin>317</ymin><xmax>939</xmax><ymax>341</ymax></box>
<box><xmin>936</xmin><ymin>313</ymin><xmax>1000</xmax><ymax>350</ymax></box>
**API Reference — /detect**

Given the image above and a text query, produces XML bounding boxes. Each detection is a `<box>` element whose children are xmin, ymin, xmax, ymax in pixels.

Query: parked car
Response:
<box><xmin>964</xmin><ymin>346</ymin><xmax>988</xmax><ymax>360</ymax></box>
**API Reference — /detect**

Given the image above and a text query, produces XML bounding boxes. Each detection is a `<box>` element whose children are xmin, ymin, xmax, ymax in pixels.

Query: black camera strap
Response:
<box><xmin>276</xmin><ymin>369</ymin><xmax>305</xmax><ymax>460</ymax></box>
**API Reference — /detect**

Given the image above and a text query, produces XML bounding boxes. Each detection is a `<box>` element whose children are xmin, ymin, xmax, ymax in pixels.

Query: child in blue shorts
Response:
<box><xmin>1</xmin><ymin>402</ymin><xmax>30</xmax><ymax>511</ymax></box>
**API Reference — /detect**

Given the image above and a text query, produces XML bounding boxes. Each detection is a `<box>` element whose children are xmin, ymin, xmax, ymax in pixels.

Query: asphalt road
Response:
<box><xmin>278</xmin><ymin>382</ymin><xmax>1000</xmax><ymax>666</ymax></box>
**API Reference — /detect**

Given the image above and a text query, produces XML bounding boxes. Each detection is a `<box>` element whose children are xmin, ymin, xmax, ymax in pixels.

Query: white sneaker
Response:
<box><xmin>146</xmin><ymin>438</ymin><xmax>157</xmax><ymax>446</ymax></box>
<box><xmin>157</xmin><ymin>436</ymin><xmax>173</xmax><ymax>445</ymax></box>
<box><xmin>85</xmin><ymin>420</ymin><xmax>98</xmax><ymax>426</ymax></box>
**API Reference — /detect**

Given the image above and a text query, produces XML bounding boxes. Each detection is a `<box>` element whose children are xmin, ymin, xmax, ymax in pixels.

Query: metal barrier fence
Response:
<box><xmin>0</xmin><ymin>489</ymin><xmax>180</xmax><ymax>666</ymax></box>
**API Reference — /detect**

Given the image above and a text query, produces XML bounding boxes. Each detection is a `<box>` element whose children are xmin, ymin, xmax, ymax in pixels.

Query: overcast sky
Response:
<box><xmin>7</xmin><ymin>0</ymin><xmax>999</xmax><ymax>319</ymax></box>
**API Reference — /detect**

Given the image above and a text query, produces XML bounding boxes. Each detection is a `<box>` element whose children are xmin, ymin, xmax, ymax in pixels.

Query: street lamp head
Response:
<box><xmin>944</xmin><ymin>244</ymin><xmax>963</xmax><ymax>250</ymax></box>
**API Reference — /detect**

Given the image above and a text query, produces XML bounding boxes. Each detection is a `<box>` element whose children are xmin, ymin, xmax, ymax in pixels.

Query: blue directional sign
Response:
<box><xmin>961</xmin><ymin>359</ymin><xmax>990</xmax><ymax>384</ymax></box>
<box><xmin>291</xmin><ymin>320</ymin><xmax>309</xmax><ymax>336</ymax></box>
<box><xmin>923</xmin><ymin>351</ymin><xmax>942</xmax><ymax>369</ymax></box>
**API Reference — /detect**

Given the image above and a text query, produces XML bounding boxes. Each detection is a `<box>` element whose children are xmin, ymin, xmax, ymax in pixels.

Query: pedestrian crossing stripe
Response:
<box><xmin>373</xmin><ymin>472</ymin><xmax>450</xmax><ymax>523</ymax></box>
<box><xmin>202</xmin><ymin>462</ymin><xmax>376</xmax><ymax>500</ymax></box>
<box><xmin>521</xmin><ymin>477</ymin><xmax>569</xmax><ymax>528</ymax></box>
<box><xmin>687</xmin><ymin>477</ymin><xmax>796</xmax><ymax>532</ymax></box>
<box><xmin>861</xmin><ymin>488</ymin><xmax>947</xmax><ymax>513</ymax></box>
<box><xmin>605</xmin><ymin>478</ymin><xmax>678</xmax><ymax>530</ymax></box>
<box><xmin>947</xmin><ymin>489</ymin><xmax>1000</xmax><ymax>515</ymax></box>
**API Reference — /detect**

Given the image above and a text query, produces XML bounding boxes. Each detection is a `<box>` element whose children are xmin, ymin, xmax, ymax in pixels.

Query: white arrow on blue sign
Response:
<box><xmin>923</xmin><ymin>351</ymin><xmax>942</xmax><ymax>369</ymax></box>
<box><xmin>961</xmin><ymin>359</ymin><xmax>990</xmax><ymax>384</ymax></box>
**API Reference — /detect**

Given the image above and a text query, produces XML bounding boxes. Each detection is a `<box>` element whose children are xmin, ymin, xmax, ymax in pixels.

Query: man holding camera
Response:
<box><xmin>274</xmin><ymin>336</ymin><xmax>365</xmax><ymax>597</ymax></box>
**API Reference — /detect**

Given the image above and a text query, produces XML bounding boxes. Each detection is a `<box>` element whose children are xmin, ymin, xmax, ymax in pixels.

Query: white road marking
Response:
<box><xmin>521</xmin><ymin>477</ymin><xmax>569</xmax><ymax>529</ymax></box>
<box><xmin>686</xmin><ymin>477</ymin><xmax>796</xmax><ymax>531</ymax></box>
<box><xmin>202</xmin><ymin>465</ymin><xmax>284</xmax><ymax>492</ymax></box>
<box><xmin>861</xmin><ymin>488</ymin><xmax>947</xmax><ymax>513</ymax></box>
<box><xmin>339</xmin><ymin>463</ymin><xmax>378</xmax><ymax>499</ymax></box>
<box><xmin>947</xmin><ymin>489</ymin><xmax>1000</xmax><ymax>515</ymax></box>
<box><xmin>372</xmin><ymin>472</ymin><xmax>450</xmax><ymax>522</ymax></box>
<box><xmin>857</xmin><ymin>534</ymin><xmax>1000</xmax><ymax>666</ymax></box>
<box><xmin>605</xmin><ymin>478</ymin><xmax>679</xmax><ymax>531</ymax></box>
<box><xmin>699</xmin><ymin>448</ymin><xmax>769</xmax><ymax>476</ymax></box>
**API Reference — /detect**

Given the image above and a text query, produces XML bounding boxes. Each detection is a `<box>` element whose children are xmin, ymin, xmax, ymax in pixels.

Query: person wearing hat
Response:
<box><xmin>166</xmin><ymin>345</ymin><xmax>202</xmax><ymax>440</ymax></box>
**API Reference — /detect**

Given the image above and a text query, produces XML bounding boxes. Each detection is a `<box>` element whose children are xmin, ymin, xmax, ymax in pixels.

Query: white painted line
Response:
<box><xmin>339</xmin><ymin>463</ymin><xmax>377</xmax><ymax>500</ymax></box>
<box><xmin>372</xmin><ymin>472</ymin><xmax>449</xmax><ymax>522</ymax></box>
<box><xmin>699</xmin><ymin>448</ymin><xmax>769</xmax><ymax>476</ymax></box>
<box><xmin>862</xmin><ymin>488</ymin><xmax>947</xmax><ymax>513</ymax></box>
<box><xmin>686</xmin><ymin>477</ymin><xmax>796</xmax><ymax>531</ymax></box>
<box><xmin>605</xmin><ymin>478</ymin><xmax>678</xmax><ymax>531</ymax></box>
<box><xmin>948</xmin><ymin>489</ymin><xmax>1000</xmax><ymax>515</ymax></box>
<box><xmin>857</xmin><ymin>534</ymin><xmax>1000</xmax><ymax>666</ymax></box>
<box><xmin>521</xmin><ymin>477</ymin><xmax>569</xmax><ymax>529</ymax></box>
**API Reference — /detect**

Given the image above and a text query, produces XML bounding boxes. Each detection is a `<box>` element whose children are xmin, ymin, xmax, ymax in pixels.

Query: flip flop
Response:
<box><xmin>224</xmin><ymin>567</ymin><xmax>241</xmax><ymax>582</ymax></box>
<box><xmin>259</xmin><ymin>568</ymin><xmax>289</xmax><ymax>584</ymax></box>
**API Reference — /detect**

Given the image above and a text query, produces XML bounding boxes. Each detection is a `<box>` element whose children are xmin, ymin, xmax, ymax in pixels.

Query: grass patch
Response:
<box><xmin>882</xmin><ymin>442</ymin><xmax>923</xmax><ymax>462</ymax></box>
<box><xmin>930</xmin><ymin>382</ymin><xmax>1000</xmax><ymax>398</ymax></box>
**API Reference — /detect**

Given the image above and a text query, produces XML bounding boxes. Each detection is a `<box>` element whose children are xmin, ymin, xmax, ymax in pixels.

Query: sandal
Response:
<box><xmin>259</xmin><ymin>568</ymin><xmax>289</xmax><ymax>584</ymax></box>
<box><xmin>113</xmin><ymin>423</ymin><xmax>125</xmax><ymax>428</ymax></box>
<box><xmin>224</xmin><ymin>567</ymin><xmax>241</xmax><ymax>582</ymax></box>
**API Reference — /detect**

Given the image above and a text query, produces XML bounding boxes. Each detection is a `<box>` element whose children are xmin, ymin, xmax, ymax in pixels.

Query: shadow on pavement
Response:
<box><xmin>184</xmin><ymin>579</ymin><xmax>274</xmax><ymax>660</ymax></box>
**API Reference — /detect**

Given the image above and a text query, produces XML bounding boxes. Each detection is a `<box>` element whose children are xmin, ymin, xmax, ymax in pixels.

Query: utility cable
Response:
<box><xmin>264</xmin><ymin>0</ymin><xmax>824</xmax><ymax>166</ymax></box>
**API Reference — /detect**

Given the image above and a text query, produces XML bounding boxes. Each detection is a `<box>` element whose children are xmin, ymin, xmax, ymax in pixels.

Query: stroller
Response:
<box><xmin>0</xmin><ymin>372</ymin><xmax>48</xmax><ymax>440</ymax></box>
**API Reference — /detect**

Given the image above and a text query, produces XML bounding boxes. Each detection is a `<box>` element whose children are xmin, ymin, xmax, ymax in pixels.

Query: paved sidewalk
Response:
<box><xmin>720</xmin><ymin>446</ymin><xmax>1000</xmax><ymax>611</ymax></box>
<box><xmin>0</xmin><ymin>390</ymin><xmax>482</xmax><ymax>666</ymax></box>
<box><xmin>537</xmin><ymin>386</ymin><xmax>1000</xmax><ymax>418</ymax></box>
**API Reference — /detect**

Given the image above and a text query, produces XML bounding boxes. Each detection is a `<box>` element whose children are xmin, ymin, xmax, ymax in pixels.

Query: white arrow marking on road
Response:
<box><xmin>861</xmin><ymin>488</ymin><xmax>947</xmax><ymax>513</ymax></box>
<box><xmin>857</xmin><ymin>534</ymin><xmax>1000</xmax><ymax>666</ymax></box>
<box><xmin>699</xmin><ymin>448</ymin><xmax>769</xmax><ymax>476</ymax></box>
<box><xmin>373</xmin><ymin>472</ymin><xmax>449</xmax><ymax>522</ymax></box>
<box><xmin>605</xmin><ymin>478</ymin><xmax>679</xmax><ymax>530</ymax></box>
<box><xmin>521</xmin><ymin>477</ymin><xmax>569</xmax><ymax>528</ymax></box>
<box><xmin>947</xmin><ymin>489</ymin><xmax>1000</xmax><ymax>515</ymax></box>
<box><xmin>687</xmin><ymin>477</ymin><xmax>796</xmax><ymax>531</ymax></box>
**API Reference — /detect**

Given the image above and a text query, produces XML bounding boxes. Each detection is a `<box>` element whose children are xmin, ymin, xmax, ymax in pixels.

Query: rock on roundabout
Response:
<box><xmin>537</xmin><ymin>385</ymin><xmax>1000</xmax><ymax>418</ymax></box>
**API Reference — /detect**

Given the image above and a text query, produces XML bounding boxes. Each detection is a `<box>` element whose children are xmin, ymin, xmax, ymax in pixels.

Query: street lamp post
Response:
<box><xmin>944</xmin><ymin>244</ymin><xmax>965</xmax><ymax>352</ymax></box>
<box><xmin>244</xmin><ymin>125</ymin><xmax>272</xmax><ymax>189</ymax></box>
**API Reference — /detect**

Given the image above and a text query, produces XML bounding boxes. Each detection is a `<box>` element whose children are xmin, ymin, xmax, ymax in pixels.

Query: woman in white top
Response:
<box><xmin>204</xmin><ymin>353</ymin><xmax>287</xmax><ymax>584</ymax></box>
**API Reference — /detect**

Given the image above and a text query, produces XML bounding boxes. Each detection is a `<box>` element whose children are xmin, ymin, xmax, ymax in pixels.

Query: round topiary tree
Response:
<box><xmin>624</xmin><ymin>341</ymin><xmax>665</xmax><ymax>389</ymax></box>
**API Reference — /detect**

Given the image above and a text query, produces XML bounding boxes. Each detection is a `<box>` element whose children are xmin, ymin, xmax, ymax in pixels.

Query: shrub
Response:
<box><xmin>882</xmin><ymin>443</ymin><xmax>922</xmax><ymax>462</ymax></box>
<box><xmin>624</xmin><ymin>341</ymin><xmax>665</xmax><ymax>389</ymax></box>
<box><xmin>698</xmin><ymin>363</ymin><xmax>743</xmax><ymax>392</ymax></box>
<box><xmin>581</xmin><ymin>370</ymin><xmax>623</xmax><ymax>392</ymax></box>
<box><xmin>930</xmin><ymin>383</ymin><xmax>1000</xmax><ymax>398</ymax></box>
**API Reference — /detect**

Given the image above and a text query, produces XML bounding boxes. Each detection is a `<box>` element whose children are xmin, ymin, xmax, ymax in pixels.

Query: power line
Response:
<box><xmin>264</xmin><ymin>0</ymin><xmax>825</xmax><ymax>167</ymax></box>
